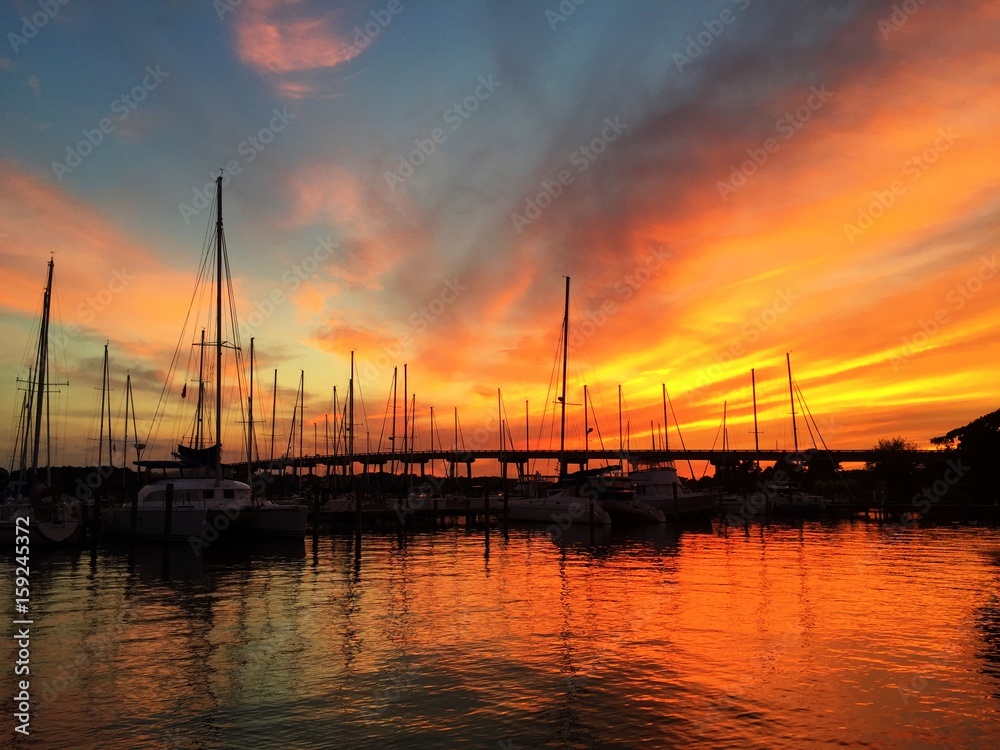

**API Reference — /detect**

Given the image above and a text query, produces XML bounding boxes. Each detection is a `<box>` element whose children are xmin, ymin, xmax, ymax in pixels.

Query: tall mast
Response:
<box><xmin>270</xmin><ymin>368</ymin><xmax>277</xmax><ymax>467</ymax></box>
<box><xmin>99</xmin><ymin>342</ymin><xmax>109</xmax><ymax>470</ymax></box>
<box><xmin>525</xmin><ymin>400</ymin><xmax>529</xmax><ymax>453</ymax></box>
<box><xmin>751</xmin><ymin>368</ymin><xmax>760</xmax><ymax>468</ymax></box>
<box><xmin>247</xmin><ymin>337</ymin><xmax>254</xmax><ymax>485</ymax></box>
<box><xmin>497</xmin><ymin>388</ymin><xmax>503</xmax><ymax>454</ymax></box>
<box><xmin>722</xmin><ymin>400</ymin><xmax>728</xmax><ymax>483</ymax></box>
<box><xmin>298</xmin><ymin>370</ymin><xmax>304</xmax><ymax>479</ymax></box>
<box><xmin>583</xmin><ymin>384</ymin><xmax>589</xmax><ymax>466</ymax></box>
<box><xmin>618</xmin><ymin>384</ymin><xmax>623</xmax><ymax>454</ymax></box>
<box><xmin>452</xmin><ymin>406</ymin><xmax>458</xmax><ymax>480</ymax></box>
<box><xmin>786</xmin><ymin>352</ymin><xmax>799</xmax><ymax>456</ymax></box>
<box><xmin>402</xmin><ymin>363</ymin><xmax>409</xmax><ymax>481</ymax></box>
<box><xmin>402</xmin><ymin>363</ymin><xmax>408</xmax><ymax>457</ymax></box>
<box><xmin>215</xmin><ymin>173</ymin><xmax>223</xmax><ymax>480</ymax></box>
<box><xmin>122</xmin><ymin>371</ymin><xmax>129</xmax><ymax>477</ymax></box>
<box><xmin>332</xmin><ymin>386</ymin><xmax>339</xmax><ymax>466</ymax></box>
<box><xmin>349</xmin><ymin>351</ymin><xmax>355</xmax><ymax>482</ymax></box>
<box><xmin>661</xmin><ymin>384</ymin><xmax>669</xmax><ymax>454</ymax></box>
<box><xmin>390</xmin><ymin>365</ymin><xmax>398</xmax><ymax>470</ymax></box>
<box><xmin>30</xmin><ymin>258</ymin><xmax>53</xmax><ymax>476</ymax></box>
<box><xmin>559</xmin><ymin>276</ymin><xmax>569</xmax><ymax>478</ymax></box>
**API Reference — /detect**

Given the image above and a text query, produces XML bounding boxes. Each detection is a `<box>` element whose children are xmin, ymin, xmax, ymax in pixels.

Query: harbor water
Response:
<box><xmin>2</xmin><ymin>519</ymin><xmax>999</xmax><ymax>748</ymax></box>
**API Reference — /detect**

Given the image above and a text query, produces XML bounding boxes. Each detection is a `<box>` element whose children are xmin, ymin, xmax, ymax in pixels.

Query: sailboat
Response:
<box><xmin>503</xmin><ymin>277</ymin><xmax>612</xmax><ymax>525</ymax></box>
<box><xmin>105</xmin><ymin>174</ymin><xmax>305</xmax><ymax>542</ymax></box>
<box><xmin>1</xmin><ymin>259</ymin><xmax>82</xmax><ymax>547</ymax></box>
<box><xmin>766</xmin><ymin>354</ymin><xmax>826</xmax><ymax>515</ymax></box>
<box><xmin>628</xmin><ymin>385</ymin><xmax>720</xmax><ymax>519</ymax></box>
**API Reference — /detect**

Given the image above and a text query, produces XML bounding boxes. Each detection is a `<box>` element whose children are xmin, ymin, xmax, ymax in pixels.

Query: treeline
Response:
<box><xmin>702</xmin><ymin>408</ymin><xmax>1000</xmax><ymax>505</ymax></box>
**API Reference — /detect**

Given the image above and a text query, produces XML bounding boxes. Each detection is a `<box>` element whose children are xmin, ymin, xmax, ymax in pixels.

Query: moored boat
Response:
<box><xmin>3</xmin><ymin>259</ymin><xmax>82</xmax><ymax>549</ymax></box>
<box><xmin>630</xmin><ymin>465</ymin><xmax>720</xmax><ymax>519</ymax></box>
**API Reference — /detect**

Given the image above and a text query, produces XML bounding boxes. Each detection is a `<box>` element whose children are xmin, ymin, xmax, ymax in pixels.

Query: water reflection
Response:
<box><xmin>1</xmin><ymin>522</ymin><xmax>999</xmax><ymax>748</ymax></box>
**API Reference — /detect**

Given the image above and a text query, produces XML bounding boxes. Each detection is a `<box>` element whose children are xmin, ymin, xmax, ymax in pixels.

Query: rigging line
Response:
<box><xmin>588</xmin><ymin>388</ymin><xmax>609</xmax><ymax>453</ymax></box>
<box><xmin>375</xmin><ymin>374</ymin><xmax>393</xmax><ymax>455</ymax></box>
<box><xmin>499</xmin><ymin>392</ymin><xmax>517</xmax><ymax>453</ymax></box>
<box><xmin>355</xmin><ymin>373</ymin><xmax>370</xmax><ymax>452</ymax></box>
<box><xmin>665</xmin><ymin>388</ymin><xmax>697</xmax><ymax>480</ymax></box>
<box><xmin>144</xmin><ymin>200</ymin><xmax>220</xmax><ymax>455</ymax></box>
<box><xmin>795</xmin><ymin>380</ymin><xmax>853</xmax><ymax>495</ymax></box>
<box><xmin>794</xmin><ymin>380</ymin><xmax>818</xmax><ymax>450</ymax></box>
<box><xmin>703</xmin><ymin>409</ymin><xmax>724</xmax><ymax>479</ymax></box>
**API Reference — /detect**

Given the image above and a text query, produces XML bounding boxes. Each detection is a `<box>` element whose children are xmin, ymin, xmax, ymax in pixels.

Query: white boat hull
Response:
<box><xmin>106</xmin><ymin>505</ymin><xmax>209</xmax><ymax>541</ymax></box>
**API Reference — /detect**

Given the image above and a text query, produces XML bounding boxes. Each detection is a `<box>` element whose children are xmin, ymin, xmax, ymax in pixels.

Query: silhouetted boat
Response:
<box><xmin>503</xmin><ymin>277</ymin><xmax>611</xmax><ymax>526</ymax></box>
<box><xmin>630</xmin><ymin>464</ymin><xmax>720</xmax><ymax>519</ymax></box>
<box><xmin>1</xmin><ymin>259</ymin><xmax>81</xmax><ymax>548</ymax></box>
<box><xmin>104</xmin><ymin>175</ymin><xmax>305</xmax><ymax>542</ymax></box>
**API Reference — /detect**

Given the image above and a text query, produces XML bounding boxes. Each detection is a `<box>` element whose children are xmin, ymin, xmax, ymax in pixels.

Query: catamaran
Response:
<box><xmin>105</xmin><ymin>174</ymin><xmax>306</xmax><ymax>542</ymax></box>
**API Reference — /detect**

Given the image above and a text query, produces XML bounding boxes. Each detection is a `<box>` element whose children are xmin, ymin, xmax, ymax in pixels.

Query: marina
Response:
<box><xmin>2</xmin><ymin>2</ymin><xmax>1000</xmax><ymax>747</ymax></box>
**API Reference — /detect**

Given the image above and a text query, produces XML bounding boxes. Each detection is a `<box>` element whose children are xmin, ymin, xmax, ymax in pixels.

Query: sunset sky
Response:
<box><xmin>1</xmin><ymin>0</ymin><xmax>998</xmax><ymax>474</ymax></box>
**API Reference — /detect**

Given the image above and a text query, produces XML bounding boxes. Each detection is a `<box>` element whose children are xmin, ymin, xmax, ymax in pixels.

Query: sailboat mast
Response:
<box><xmin>270</xmin><ymin>369</ymin><xmax>277</xmax><ymax>467</ymax></box>
<box><xmin>618</xmin><ymin>384</ymin><xmax>623</xmax><ymax>454</ymax></box>
<box><xmin>751</xmin><ymin>368</ymin><xmax>760</xmax><ymax>467</ymax></box>
<box><xmin>402</xmin><ymin>363</ymin><xmax>408</xmax><ymax>457</ymax></box>
<box><xmin>583</xmin><ymin>384</ymin><xmax>589</xmax><ymax>465</ymax></box>
<box><xmin>786</xmin><ymin>352</ymin><xmax>799</xmax><ymax>455</ymax></box>
<box><xmin>99</xmin><ymin>342</ymin><xmax>109</xmax><ymax>469</ymax></box>
<box><xmin>30</xmin><ymin>258</ymin><xmax>53</xmax><ymax>476</ymax></box>
<box><xmin>247</xmin><ymin>337</ymin><xmax>254</xmax><ymax>485</ymax></box>
<box><xmin>391</xmin><ymin>365</ymin><xmax>398</xmax><ymax>468</ymax></box>
<box><xmin>215</xmin><ymin>174</ymin><xmax>223</xmax><ymax>480</ymax></box>
<box><xmin>559</xmin><ymin>276</ymin><xmax>569</xmax><ymax>478</ymax></box>
<box><xmin>298</xmin><ymin>370</ymin><xmax>304</xmax><ymax>477</ymax></box>
<box><xmin>123</xmin><ymin>372</ymin><xmax>129</xmax><ymax>476</ymax></box>
<box><xmin>349</xmin><ymin>351</ymin><xmax>355</xmax><ymax>481</ymax></box>
<box><xmin>661</xmin><ymin>384</ymin><xmax>669</xmax><ymax>453</ymax></box>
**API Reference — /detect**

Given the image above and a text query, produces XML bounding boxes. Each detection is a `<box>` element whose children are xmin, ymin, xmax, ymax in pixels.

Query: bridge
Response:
<box><xmin>237</xmin><ymin>447</ymin><xmax>942</xmax><ymax>476</ymax></box>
